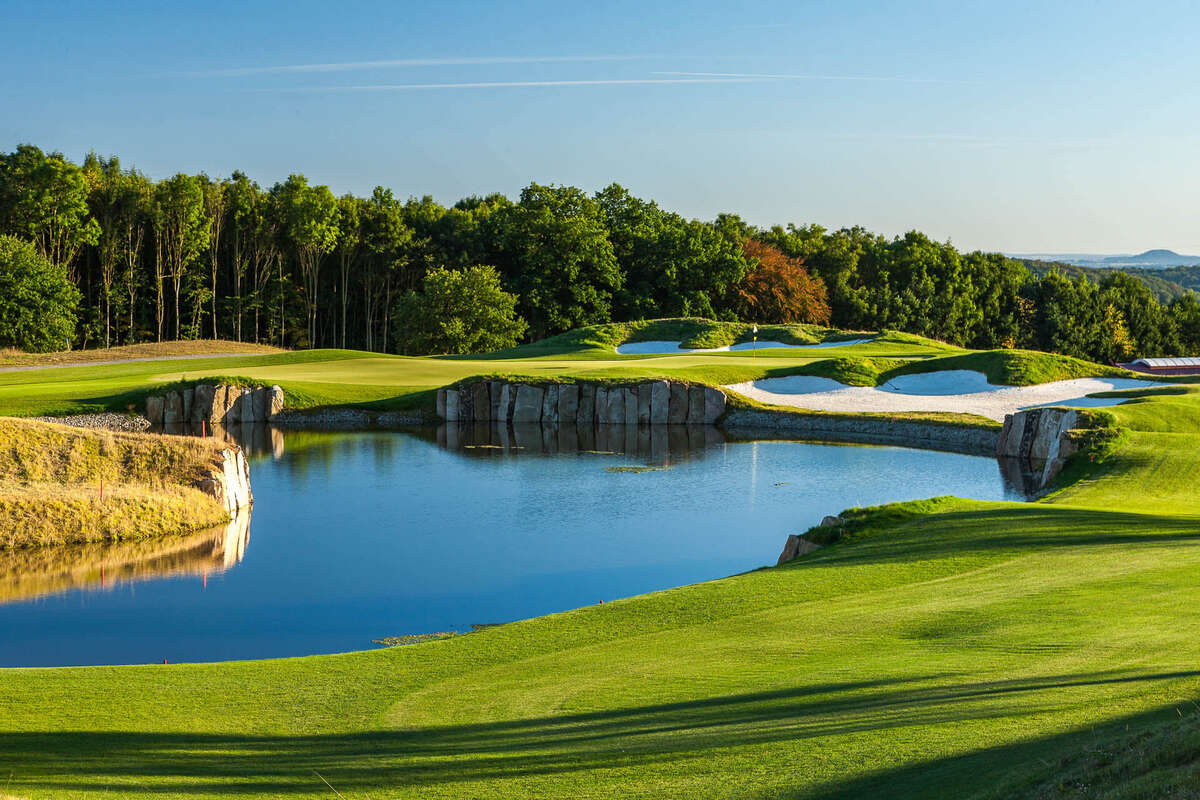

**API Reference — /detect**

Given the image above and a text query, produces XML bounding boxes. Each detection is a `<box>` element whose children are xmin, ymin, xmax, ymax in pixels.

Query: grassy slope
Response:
<box><xmin>0</xmin><ymin>418</ymin><xmax>233</xmax><ymax>547</ymax></box>
<box><xmin>2</xmin><ymin>336</ymin><xmax>1200</xmax><ymax>796</ymax></box>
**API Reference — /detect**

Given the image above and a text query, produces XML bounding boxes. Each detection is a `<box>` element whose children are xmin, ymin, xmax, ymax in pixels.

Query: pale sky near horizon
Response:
<box><xmin>2</xmin><ymin>0</ymin><xmax>1199</xmax><ymax>254</ymax></box>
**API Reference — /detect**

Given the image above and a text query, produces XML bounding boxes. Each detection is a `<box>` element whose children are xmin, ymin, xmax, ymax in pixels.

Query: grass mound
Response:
<box><xmin>885</xmin><ymin>348</ymin><xmax>1137</xmax><ymax>386</ymax></box>
<box><xmin>0</xmin><ymin>418</ymin><xmax>233</xmax><ymax>548</ymax></box>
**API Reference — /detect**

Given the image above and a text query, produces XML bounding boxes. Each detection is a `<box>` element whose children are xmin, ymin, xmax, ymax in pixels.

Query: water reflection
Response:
<box><xmin>0</xmin><ymin>512</ymin><xmax>249</xmax><ymax>606</ymax></box>
<box><xmin>157</xmin><ymin>421</ymin><xmax>285</xmax><ymax>460</ymax></box>
<box><xmin>437</xmin><ymin>422</ymin><xmax>725</xmax><ymax>464</ymax></box>
<box><xmin>0</xmin><ymin>424</ymin><xmax>1033</xmax><ymax>666</ymax></box>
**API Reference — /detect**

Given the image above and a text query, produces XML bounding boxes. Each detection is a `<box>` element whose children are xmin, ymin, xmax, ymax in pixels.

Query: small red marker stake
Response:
<box><xmin>99</xmin><ymin>478</ymin><xmax>104</xmax><ymax>503</ymax></box>
<box><xmin>202</xmin><ymin>420</ymin><xmax>207</xmax><ymax>438</ymax></box>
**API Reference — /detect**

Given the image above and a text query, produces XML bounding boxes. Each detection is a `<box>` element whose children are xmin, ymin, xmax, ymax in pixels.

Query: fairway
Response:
<box><xmin>0</xmin><ymin>334</ymin><xmax>951</xmax><ymax>418</ymax></box>
<box><xmin>3</xmin><ymin>333</ymin><xmax>1200</xmax><ymax>798</ymax></box>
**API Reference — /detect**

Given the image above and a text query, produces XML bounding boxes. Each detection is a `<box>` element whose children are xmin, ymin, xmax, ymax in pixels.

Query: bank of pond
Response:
<box><xmin>0</xmin><ymin>423</ymin><xmax>1030</xmax><ymax>667</ymax></box>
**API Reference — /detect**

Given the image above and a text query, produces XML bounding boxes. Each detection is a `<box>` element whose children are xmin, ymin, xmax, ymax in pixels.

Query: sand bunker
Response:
<box><xmin>615</xmin><ymin>338</ymin><xmax>872</xmax><ymax>355</ymax></box>
<box><xmin>725</xmin><ymin>370</ymin><xmax>1174</xmax><ymax>422</ymax></box>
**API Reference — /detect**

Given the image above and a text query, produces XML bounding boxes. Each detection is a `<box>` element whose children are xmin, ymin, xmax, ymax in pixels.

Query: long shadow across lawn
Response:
<box><xmin>5</xmin><ymin>669</ymin><xmax>1200</xmax><ymax>797</ymax></box>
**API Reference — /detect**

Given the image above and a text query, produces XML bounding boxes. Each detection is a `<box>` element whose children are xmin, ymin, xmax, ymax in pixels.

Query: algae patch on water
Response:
<box><xmin>604</xmin><ymin>465</ymin><xmax>671</xmax><ymax>474</ymax></box>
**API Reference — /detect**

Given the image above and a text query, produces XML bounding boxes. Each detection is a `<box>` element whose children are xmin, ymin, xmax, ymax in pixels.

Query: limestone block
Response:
<box><xmin>181</xmin><ymin>387</ymin><xmax>194</xmax><ymax>423</ymax></box>
<box><xmin>558</xmin><ymin>384</ymin><xmax>580</xmax><ymax>422</ymax></box>
<box><xmin>497</xmin><ymin>383</ymin><xmax>511</xmax><ymax>423</ymax></box>
<box><xmin>251</xmin><ymin>387</ymin><xmax>270</xmax><ymax>421</ymax></box>
<box><xmin>512</xmin><ymin>384</ymin><xmax>545</xmax><ymax>423</ymax></box>
<box><xmin>777</xmin><ymin>534</ymin><xmax>822</xmax><ymax>565</ymax></box>
<box><xmin>637</xmin><ymin>384</ymin><xmax>652</xmax><ymax>425</ymax></box>
<box><xmin>444</xmin><ymin>388</ymin><xmax>460</xmax><ymax>422</ymax></box>
<box><xmin>703</xmin><ymin>387</ymin><xmax>726</xmax><ymax>424</ymax></box>
<box><xmin>436</xmin><ymin>388</ymin><xmax>446</xmax><ymax>420</ymax></box>
<box><xmin>606</xmin><ymin>388</ymin><xmax>626</xmax><ymax>424</ymax></box>
<box><xmin>687</xmin><ymin>386</ymin><xmax>705</xmax><ymax>423</ymax></box>
<box><xmin>472</xmin><ymin>382</ymin><xmax>491</xmax><ymax>422</ymax></box>
<box><xmin>163</xmin><ymin>391</ymin><xmax>184</xmax><ymax>425</ymax></box>
<box><xmin>577</xmin><ymin>384</ymin><xmax>596</xmax><ymax>425</ymax></box>
<box><xmin>820</xmin><ymin>515</ymin><xmax>844</xmax><ymax>527</ymax></box>
<box><xmin>192</xmin><ymin>384</ymin><xmax>215</xmax><ymax>424</ymax></box>
<box><xmin>668</xmin><ymin>383</ymin><xmax>689</xmax><ymax>424</ymax></box>
<box><xmin>458</xmin><ymin>387</ymin><xmax>473</xmax><ymax>421</ymax></box>
<box><xmin>542</xmin><ymin>385</ymin><xmax>559</xmax><ymax>423</ymax></box>
<box><xmin>623</xmin><ymin>387</ymin><xmax>638</xmax><ymax>424</ymax></box>
<box><xmin>209</xmin><ymin>385</ymin><xmax>235</xmax><ymax>425</ymax></box>
<box><xmin>489</xmin><ymin>381</ymin><xmax>504</xmax><ymax>420</ymax></box>
<box><xmin>649</xmin><ymin>381</ymin><xmax>670</xmax><ymax>425</ymax></box>
<box><xmin>594</xmin><ymin>387</ymin><xmax>610</xmax><ymax>424</ymax></box>
<box><xmin>145</xmin><ymin>395</ymin><xmax>164</xmax><ymax>425</ymax></box>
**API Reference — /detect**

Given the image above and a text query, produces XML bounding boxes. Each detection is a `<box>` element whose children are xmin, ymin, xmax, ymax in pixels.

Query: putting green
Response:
<box><xmin>3</xmin><ymin>333</ymin><xmax>1200</xmax><ymax>798</ymax></box>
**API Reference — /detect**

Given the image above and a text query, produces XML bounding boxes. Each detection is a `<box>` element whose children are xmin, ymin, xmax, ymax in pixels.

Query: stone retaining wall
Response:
<box><xmin>145</xmin><ymin>383</ymin><xmax>284</xmax><ymax>427</ymax></box>
<box><xmin>438</xmin><ymin>380</ymin><xmax>726</xmax><ymax>425</ymax></box>
<box><xmin>996</xmin><ymin>407</ymin><xmax>1081</xmax><ymax>488</ymax></box>
<box><xmin>721</xmin><ymin>409</ymin><xmax>1000</xmax><ymax>456</ymax></box>
<box><xmin>194</xmin><ymin>447</ymin><xmax>253</xmax><ymax>518</ymax></box>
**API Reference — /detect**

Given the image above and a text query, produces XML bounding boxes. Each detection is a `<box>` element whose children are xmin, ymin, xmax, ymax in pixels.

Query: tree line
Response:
<box><xmin>0</xmin><ymin>142</ymin><xmax>1196</xmax><ymax>363</ymax></box>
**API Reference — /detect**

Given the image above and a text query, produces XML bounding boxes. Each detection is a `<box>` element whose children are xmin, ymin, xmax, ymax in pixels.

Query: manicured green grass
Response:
<box><xmin>5</xmin><ymin>326</ymin><xmax>1200</xmax><ymax>798</ymax></box>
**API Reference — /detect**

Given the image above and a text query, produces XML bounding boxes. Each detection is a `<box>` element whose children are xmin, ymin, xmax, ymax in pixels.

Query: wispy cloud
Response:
<box><xmin>196</xmin><ymin>55</ymin><xmax>655</xmax><ymax>77</ymax></box>
<box><xmin>654</xmin><ymin>70</ymin><xmax>980</xmax><ymax>85</ymax></box>
<box><xmin>247</xmin><ymin>77</ymin><xmax>758</xmax><ymax>92</ymax></box>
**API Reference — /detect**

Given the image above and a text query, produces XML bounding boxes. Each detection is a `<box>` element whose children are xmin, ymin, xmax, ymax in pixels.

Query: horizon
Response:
<box><xmin>4</xmin><ymin>0</ymin><xmax>1200</xmax><ymax>254</ymax></box>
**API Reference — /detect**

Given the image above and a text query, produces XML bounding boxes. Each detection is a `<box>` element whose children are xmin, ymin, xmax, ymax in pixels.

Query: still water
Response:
<box><xmin>0</xmin><ymin>425</ymin><xmax>1027</xmax><ymax>667</ymax></box>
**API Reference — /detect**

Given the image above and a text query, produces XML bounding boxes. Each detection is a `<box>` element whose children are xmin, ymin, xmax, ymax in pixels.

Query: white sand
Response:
<box><xmin>725</xmin><ymin>370</ymin><xmax>1175</xmax><ymax>422</ymax></box>
<box><xmin>615</xmin><ymin>338</ymin><xmax>872</xmax><ymax>355</ymax></box>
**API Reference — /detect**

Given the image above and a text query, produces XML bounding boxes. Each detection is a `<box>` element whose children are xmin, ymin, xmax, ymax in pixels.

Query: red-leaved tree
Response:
<box><xmin>737</xmin><ymin>240</ymin><xmax>831</xmax><ymax>324</ymax></box>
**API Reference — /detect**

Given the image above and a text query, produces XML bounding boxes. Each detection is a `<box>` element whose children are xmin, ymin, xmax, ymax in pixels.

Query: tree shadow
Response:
<box><xmin>5</xmin><ymin>668</ymin><xmax>1200</xmax><ymax>796</ymax></box>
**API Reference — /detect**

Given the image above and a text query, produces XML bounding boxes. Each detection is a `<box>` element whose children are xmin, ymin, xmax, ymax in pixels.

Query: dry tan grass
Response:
<box><xmin>0</xmin><ymin>339</ymin><xmax>284</xmax><ymax>367</ymax></box>
<box><xmin>0</xmin><ymin>418</ymin><xmax>233</xmax><ymax>548</ymax></box>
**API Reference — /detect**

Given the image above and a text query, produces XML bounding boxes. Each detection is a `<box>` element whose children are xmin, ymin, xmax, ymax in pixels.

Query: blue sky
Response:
<box><xmin>3</xmin><ymin>0</ymin><xmax>1199</xmax><ymax>253</ymax></box>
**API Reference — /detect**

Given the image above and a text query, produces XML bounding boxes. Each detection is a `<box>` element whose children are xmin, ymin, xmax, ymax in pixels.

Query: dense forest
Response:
<box><xmin>1</xmin><ymin>143</ymin><xmax>1197</xmax><ymax>363</ymax></box>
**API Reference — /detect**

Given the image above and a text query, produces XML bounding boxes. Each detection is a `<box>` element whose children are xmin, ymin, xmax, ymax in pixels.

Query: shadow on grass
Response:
<box><xmin>5</xmin><ymin>669</ymin><xmax>1200</xmax><ymax>796</ymax></box>
<box><xmin>789</xmin><ymin>505</ymin><xmax>1200</xmax><ymax>570</ymax></box>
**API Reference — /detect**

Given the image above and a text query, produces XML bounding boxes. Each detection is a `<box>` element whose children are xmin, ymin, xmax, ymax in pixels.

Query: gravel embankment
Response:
<box><xmin>30</xmin><ymin>413</ymin><xmax>152</xmax><ymax>432</ymax></box>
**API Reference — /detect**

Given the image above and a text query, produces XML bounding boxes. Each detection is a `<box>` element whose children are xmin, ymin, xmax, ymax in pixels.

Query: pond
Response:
<box><xmin>0</xmin><ymin>425</ymin><xmax>1028</xmax><ymax>667</ymax></box>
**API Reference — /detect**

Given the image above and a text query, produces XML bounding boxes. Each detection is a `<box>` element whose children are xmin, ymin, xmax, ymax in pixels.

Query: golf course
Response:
<box><xmin>0</xmin><ymin>319</ymin><xmax>1198</xmax><ymax>798</ymax></box>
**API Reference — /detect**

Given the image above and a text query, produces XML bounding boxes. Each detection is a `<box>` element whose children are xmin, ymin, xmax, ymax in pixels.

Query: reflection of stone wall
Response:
<box><xmin>722</xmin><ymin>409</ymin><xmax>1000</xmax><ymax>456</ymax></box>
<box><xmin>438</xmin><ymin>421</ymin><xmax>725</xmax><ymax>463</ymax></box>
<box><xmin>438</xmin><ymin>380</ymin><xmax>726</xmax><ymax>425</ymax></box>
<box><xmin>145</xmin><ymin>384</ymin><xmax>284</xmax><ymax>427</ymax></box>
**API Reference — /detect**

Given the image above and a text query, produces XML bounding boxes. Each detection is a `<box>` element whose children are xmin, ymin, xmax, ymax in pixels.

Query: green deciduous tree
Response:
<box><xmin>0</xmin><ymin>145</ymin><xmax>99</xmax><ymax>273</ymax></box>
<box><xmin>393</xmin><ymin>265</ymin><xmax>527</xmax><ymax>355</ymax></box>
<box><xmin>274</xmin><ymin>174</ymin><xmax>339</xmax><ymax>347</ymax></box>
<box><xmin>488</xmin><ymin>183</ymin><xmax>621</xmax><ymax>338</ymax></box>
<box><xmin>0</xmin><ymin>235</ymin><xmax>80</xmax><ymax>351</ymax></box>
<box><xmin>154</xmin><ymin>173</ymin><xmax>210</xmax><ymax>340</ymax></box>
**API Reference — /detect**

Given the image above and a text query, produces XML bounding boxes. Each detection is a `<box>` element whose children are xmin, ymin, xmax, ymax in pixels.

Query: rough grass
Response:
<box><xmin>0</xmin><ymin>418</ymin><xmax>231</xmax><ymax>548</ymax></box>
<box><xmin>0</xmin><ymin>340</ymin><xmax>282</xmax><ymax>367</ymax></box>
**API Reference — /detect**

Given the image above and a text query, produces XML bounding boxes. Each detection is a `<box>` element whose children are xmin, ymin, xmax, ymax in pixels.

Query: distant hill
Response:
<box><xmin>1011</xmin><ymin>250</ymin><xmax>1200</xmax><ymax>270</ymax></box>
<box><xmin>1101</xmin><ymin>249</ymin><xmax>1200</xmax><ymax>268</ymax></box>
<box><xmin>1020</xmin><ymin>259</ymin><xmax>1194</xmax><ymax>303</ymax></box>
